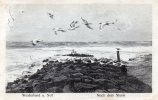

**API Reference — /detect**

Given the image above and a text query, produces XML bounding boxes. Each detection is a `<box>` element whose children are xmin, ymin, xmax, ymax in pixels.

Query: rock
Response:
<box><xmin>71</xmin><ymin>73</ymin><xmax>83</xmax><ymax>77</ymax></box>
<box><xmin>64</xmin><ymin>53</ymin><xmax>94</xmax><ymax>57</ymax></box>
<box><xmin>81</xmin><ymin>66</ymin><xmax>87</xmax><ymax>68</ymax></box>
<box><xmin>82</xmin><ymin>76</ymin><xmax>94</xmax><ymax>80</ymax></box>
<box><xmin>25</xmin><ymin>86</ymin><xmax>33</xmax><ymax>93</ymax></box>
<box><xmin>84</xmin><ymin>79</ymin><xmax>92</xmax><ymax>83</ymax></box>
<box><xmin>43</xmin><ymin>59</ymin><xmax>49</xmax><ymax>62</ymax></box>
<box><xmin>33</xmin><ymin>84</ymin><xmax>46</xmax><ymax>92</ymax></box>
<box><xmin>108</xmin><ymin>88</ymin><xmax>126</xmax><ymax>93</ymax></box>
<box><xmin>14</xmin><ymin>78</ymin><xmax>21</xmax><ymax>84</ymax></box>
<box><xmin>47</xmin><ymin>86</ymin><xmax>62</xmax><ymax>92</ymax></box>
<box><xmin>81</xmin><ymin>66</ymin><xmax>90</xmax><ymax>70</ymax></box>
<box><xmin>73</xmin><ymin>82</ymin><xmax>98</xmax><ymax>92</ymax></box>
<box><xmin>94</xmin><ymin>79</ymin><xmax>107</xmax><ymax>84</ymax></box>
<box><xmin>67</xmin><ymin>64</ymin><xmax>75</xmax><ymax>70</ymax></box>
<box><xmin>87</xmin><ymin>60</ymin><xmax>91</xmax><ymax>63</ymax></box>
<box><xmin>6</xmin><ymin>89</ymin><xmax>12</xmax><ymax>93</ymax></box>
<box><xmin>90</xmin><ymin>66</ymin><xmax>99</xmax><ymax>70</ymax></box>
<box><xmin>32</xmin><ymin>80</ymin><xmax>40</xmax><ymax>87</ymax></box>
<box><xmin>62</xmin><ymin>84</ymin><xmax>72</xmax><ymax>93</ymax></box>
<box><xmin>72</xmin><ymin>78</ymin><xmax>82</xmax><ymax>82</ymax></box>
<box><xmin>75</xmin><ymin>67</ymin><xmax>82</xmax><ymax>71</ymax></box>
<box><xmin>43</xmin><ymin>73</ymin><xmax>55</xmax><ymax>80</ymax></box>
<box><xmin>95</xmin><ymin>69</ymin><xmax>105</xmax><ymax>73</ymax></box>
<box><xmin>95</xmin><ymin>89</ymin><xmax>108</xmax><ymax>93</ymax></box>
<box><xmin>29</xmin><ymin>74</ymin><xmax>40</xmax><ymax>80</ymax></box>
<box><xmin>53</xmin><ymin>75</ymin><xmax>67</xmax><ymax>83</ymax></box>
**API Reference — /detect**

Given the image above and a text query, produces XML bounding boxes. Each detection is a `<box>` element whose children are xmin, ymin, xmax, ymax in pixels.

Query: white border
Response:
<box><xmin>0</xmin><ymin>0</ymin><xmax>158</xmax><ymax>100</ymax></box>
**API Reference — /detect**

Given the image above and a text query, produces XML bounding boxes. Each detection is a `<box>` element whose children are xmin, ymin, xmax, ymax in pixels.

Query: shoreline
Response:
<box><xmin>6</xmin><ymin>54</ymin><xmax>152</xmax><ymax>93</ymax></box>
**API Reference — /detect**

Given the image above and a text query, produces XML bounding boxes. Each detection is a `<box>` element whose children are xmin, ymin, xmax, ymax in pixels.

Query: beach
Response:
<box><xmin>6</xmin><ymin>41</ymin><xmax>152</xmax><ymax>93</ymax></box>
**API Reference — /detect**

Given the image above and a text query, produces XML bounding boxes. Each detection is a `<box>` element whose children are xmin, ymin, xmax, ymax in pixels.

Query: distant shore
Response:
<box><xmin>6</xmin><ymin>53</ymin><xmax>152</xmax><ymax>93</ymax></box>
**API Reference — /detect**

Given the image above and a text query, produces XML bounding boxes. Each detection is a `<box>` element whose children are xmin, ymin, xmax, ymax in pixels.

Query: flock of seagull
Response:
<box><xmin>8</xmin><ymin>10</ymin><xmax>121</xmax><ymax>46</ymax></box>
<box><xmin>47</xmin><ymin>12</ymin><xmax>119</xmax><ymax>36</ymax></box>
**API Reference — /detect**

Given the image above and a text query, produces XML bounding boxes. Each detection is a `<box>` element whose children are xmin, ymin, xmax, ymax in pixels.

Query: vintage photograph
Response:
<box><xmin>6</xmin><ymin>4</ymin><xmax>152</xmax><ymax>93</ymax></box>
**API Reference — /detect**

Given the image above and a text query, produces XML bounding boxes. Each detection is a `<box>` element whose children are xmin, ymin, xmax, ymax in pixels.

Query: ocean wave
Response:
<box><xmin>6</xmin><ymin>41</ymin><xmax>152</xmax><ymax>49</ymax></box>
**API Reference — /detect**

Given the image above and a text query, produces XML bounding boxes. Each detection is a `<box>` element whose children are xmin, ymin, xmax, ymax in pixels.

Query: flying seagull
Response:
<box><xmin>98</xmin><ymin>21</ymin><xmax>115</xmax><ymax>30</ymax></box>
<box><xmin>103</xmin><ymin>21</ymin><xmax>114</xmax><ymax>26</ymax></box>
<box><xmin>116</xmin><ymin>48</ymin><xmax>120</xmax><ymax>51</ymax></box>
<box><xmin>99</xmin><ymin>22</ymin><xmax>113</xmax><ymax>30</ymax></box>
<box><xmin>9</xmin><ymin>8</ymin><xmax>15</xmax><ymax>21</ymax></box>
<box><xmin>68</xmin><ymin>21</ymin><xmax>80</xmax><ymax>30</ymax></box>
<box><xmin>31</xmin><ymin>39</ymin><xmax>42</xmax><ymax>46</ymax></box>
<box><xmin>99</xmin><ymin>22</ymin><xmax>103</xmax><ymax>30</ymax></box>
<box><xmin>47</xmin><ymin>12</ymin><xmax>54</xmax><ymax>19</ymax></box>
<box><xmin>8</xmin><ymin>19</ymin><xmax>12</xmax><ymax>29</ymax></box>
<box><xmin>52</xmin><ymin>28</ymin><xmax>66</xmax><ymax>35</ymax></box>
<box><xmin>81</xmin><ymin>17</ymin><xmax>93</xmax><ymax>30</ymax></box>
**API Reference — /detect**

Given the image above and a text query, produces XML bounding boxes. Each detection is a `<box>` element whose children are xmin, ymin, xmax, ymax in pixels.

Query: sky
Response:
<box><xmin>6</xmin><ymin>4</ymin><xmax>152</xmax><ymax>42</ymax></box>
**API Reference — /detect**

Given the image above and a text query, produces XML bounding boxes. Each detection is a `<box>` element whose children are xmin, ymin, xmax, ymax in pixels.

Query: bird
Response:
<box><xmin>9</xmin><ymin>8</ymin><xmax>14</xmax><ymax>21</ymax></box>
<box><xmin>81</xmin><ymin>17</ymin><xmax>93</xmax><ymax>30</ymax></box>
<box><xmin>31</xmin><ymin>39</ymin><xmax>42</xmax><ymax>46</ymax></box>
<box><xmin>8</xmin><ymin>19</ymin><xmax>12</xmax><ymax>28</ymax></box>
<box><xmin>47</xmin><ymin>12</ymin><xmax>54</xmax><ymax>19</ymax></box>
<box><xmin>99</xmin><ymin>22</ymin><xmax>113</xmax><ymax>30</ymax></box>
<box><xmin>103</xmin><ymin>21</ymin><xmax>114</xmax><ymax>26</ymax></box>
<box><xmin>68</xmin><ymin>21</ymin><xmax>80</xmax><ymax>30</ymax></box>
<box><xmin>116</xmin><ymin>48</ymin><xmax>120</xmax><ymax>51</ymax></box>
<box><xmin>52</xmin><ymin>28</ymin><xmax>66</xmax><ymax>35</ymax></box>
<box><xmin>98</xmin><ymin>21</ymin><xmax>115</xmax><ymax>30</ymax></box>
<box><xmin>99</xmin><ymin>22</ymin><xmax>103</xmax><ymax>30</ymax></box>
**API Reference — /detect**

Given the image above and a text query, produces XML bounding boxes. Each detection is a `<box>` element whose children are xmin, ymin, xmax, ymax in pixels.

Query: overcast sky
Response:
<box><xmin>6</xmin><ymin>4</ymin><xmax>151</xmax><ymax>42</ymax></box>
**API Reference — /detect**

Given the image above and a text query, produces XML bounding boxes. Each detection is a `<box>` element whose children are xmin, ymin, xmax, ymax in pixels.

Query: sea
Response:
<box><xmin>6</xmin><ymin>41</ymin><xmax>152</xmax><ymax>83</ymax></box>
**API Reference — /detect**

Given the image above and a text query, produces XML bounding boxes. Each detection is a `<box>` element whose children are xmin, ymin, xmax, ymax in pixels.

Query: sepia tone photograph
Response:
<box><xmin>5</xmin><ymin>4</ymin><xmax>152</xmax><ymax>93</ymax></box>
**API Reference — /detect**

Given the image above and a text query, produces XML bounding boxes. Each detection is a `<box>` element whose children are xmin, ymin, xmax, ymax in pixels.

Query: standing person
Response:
<box><xmin>116</xmin><ymin>48</ymin><xmax>121</xmax><ymax>62</ymax></box>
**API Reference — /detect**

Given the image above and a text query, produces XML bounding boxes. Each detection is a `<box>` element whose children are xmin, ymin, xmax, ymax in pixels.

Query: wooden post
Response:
<box><xmin>116</xmin><ymin>48</ymin><xmax>120</xmax><ymax>62</ymax></box>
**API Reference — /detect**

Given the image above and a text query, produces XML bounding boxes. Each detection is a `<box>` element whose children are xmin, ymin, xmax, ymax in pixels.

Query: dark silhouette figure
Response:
<box><xmin>116</xmin><ymin>48</ymin><xmax>121</xmax><ymax>62</ymax></box>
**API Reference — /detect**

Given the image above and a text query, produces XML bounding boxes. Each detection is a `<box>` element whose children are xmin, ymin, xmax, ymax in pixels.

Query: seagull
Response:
<box><xmin>116</xmin><ymin>48</ymin><xmax>120</xmax><ymax>51</ymax></box>
<box><xmin>81</xmin><ymin>17</ymin><xmax>93</xmax><ymax>30</ymax></box>
<box><xmin>68</xmin><ymin>21</ymin><xmax>79</xmax><ymax>30</ymax></box>
<box><xmin>99</xmin><ymin>22</ymin><xmax>103</xmax><ymax>30</ymax></box>
<box><xmin>99</xmin><ymin>22</ymin><xmax>114</xmax><ymax>30</ymax></box>
<box><xmin>103</xmin><ymin>21</ymin><xmax>114</xmax><ymax>26</ymax></box>
<box><xmin>31</xmin><ymin>39</ymin><xmax>42</xmax><ymax>46</ymax></box>
<box><xmin>99</xmin><ymin>21</ymin><xmax>115</xmax><ymax>29</ymax></box>
<box><xmin>9</xmin><ymin>8</ymin><xmax>14</xmax><ymax>21</ymax></box>
<box><xmin>52</xmin><ymin>28</ymin><xmax>66</xmax><ymax>35</ymax></box>
<box><xmin>47</xmin><ymin>12</ymin><xmax>54</xmax><ymax>19</ymax></box>
<box><xmin>8</xmin><ymin>19</ymin><xmax>12</xmax><ymax>28</ymax></box>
